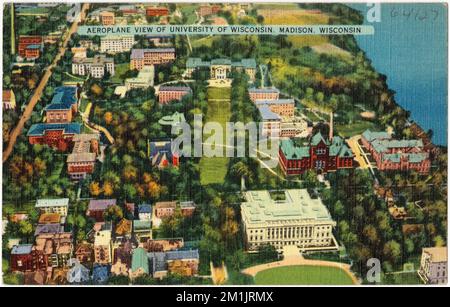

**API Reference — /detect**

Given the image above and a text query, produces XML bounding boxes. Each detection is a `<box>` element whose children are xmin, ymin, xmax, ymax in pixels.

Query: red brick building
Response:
<box><xmin>154</xmin><ymin>201</ymin><xmax>177</xmax><ymax>219</ymax></box>
<box><xmin>279</xmin><ymin>132</ymin><xmax>354</xmax><ymax>176</ymax></box>
<box><xmin>27</xmin><ymin>123</ymin><xmax>82</xmax><ymax>152</ymax></box>
<box><xmin>10</xmin><ymin>245</ymin><xmax>48</xmax><ymax>272</ymax></box>
<box><xmin>158</xmin><ymin>86</ymin><xmax>192</xmax><ymax>104</ymax></box>
<box><xmin>18</xmin><ymin>36</ymin><xmax>43</xmax><ymax>59</ymax></box>
<box><xmin>87</xmin><ymin>199</ymin><xmax>117</xmax><ymax>222</ymax></box>
<box><xmin>67</xmin><ymin>134</ymin><xmax>100</xmax><ymax>180</ymax></box>
<box><xmin>248</xmin><ymin>87</ymin><xmax>280</xmax><ymax>103</ymax></box>
<box><xmin>361</xmin><ymin>129</ymin><xmax>431</xmax><ymax>174</ymax></box>
<box><xmin>198</xmin><ymin>5</ymin><xmax>221</xmax><ymax>17</ymax></box>
<box><xmin>146</xmin><ymin>6</ymin><xmax>169</xmax><ymax>17</ymax></box>
<box><xmin>130</xmin><ymin>48</ymin><xmax>176</xmax><ymax>70</ymax></box>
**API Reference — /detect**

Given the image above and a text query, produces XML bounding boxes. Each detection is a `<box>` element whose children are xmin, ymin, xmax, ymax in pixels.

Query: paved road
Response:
<box><xmin>3</xmin><ymin>3</ymin><xmax>90</xmax><ymax>163</ymax></box>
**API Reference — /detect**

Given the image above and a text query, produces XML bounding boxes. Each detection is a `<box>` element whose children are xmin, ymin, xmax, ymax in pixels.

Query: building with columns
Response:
<box><xmin>240</xmin><ymin>189</ymin><xmax>338</xmax><ymax>252</ymax></box>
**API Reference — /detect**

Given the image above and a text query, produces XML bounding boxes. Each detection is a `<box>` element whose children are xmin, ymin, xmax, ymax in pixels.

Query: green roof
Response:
<box><xmin>131</xmin><ymin>248</ymin><xmax>149</xmax><ymax>275</ymax></box>
<box><xmin>311</xmin><ymin>132</ymin><xmax>329</xmax><ymax>146</ymax></box>
<box><xmin>241</xmin><ymin>189</ymin><xmax>334</xmax><ymax>224</ymax></box>
<box><xmin>362</xmin><ymin>129</ymin><xmax>391</xmax><ymax>142</ymax></box>
<box><xmin>280</xmin><ymin>139</ymin><xmax>310</xmax><ymax>159</ymax></box>
<box><xmin>133</xmin><ymin>220</ymin><xmax>151</xmax><ymax>231</ymax></box>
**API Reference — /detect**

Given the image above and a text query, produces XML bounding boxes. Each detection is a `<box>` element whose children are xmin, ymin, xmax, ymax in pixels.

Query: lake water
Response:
<box><xmin>348</xmin><ymin>3</ymin><xmax>447</xmax><ymax>145</ymax></box>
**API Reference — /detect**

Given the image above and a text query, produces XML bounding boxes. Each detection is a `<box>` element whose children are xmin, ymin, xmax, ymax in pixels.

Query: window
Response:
<box><xmin>316</xmin><ymin>148</ymin><xmax>326</xmax><ymax>155</ymax></box>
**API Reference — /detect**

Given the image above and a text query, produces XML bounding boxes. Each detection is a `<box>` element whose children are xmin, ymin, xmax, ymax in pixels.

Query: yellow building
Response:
<box><xmin>94</xmin><ymin>230</ymin><xmax>112</xmax><ymax>264</ymax></box>
<box><xmin>35</xmin><ymin>198</ymin><xmax>69</xmax><ymax>217</ymax></box>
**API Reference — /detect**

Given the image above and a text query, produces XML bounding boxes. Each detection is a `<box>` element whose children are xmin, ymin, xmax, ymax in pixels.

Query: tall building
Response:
<box><xmin>361</xmin><ymin>129</ymin><xmax>431</xmax><ymax>174</ymax></box>
<box><xmin>279</xmin><ymin>132</ymin><xmax>354</xmax><ymax>176</ymax></box>
<box><xmin>100</xmin><ymin>35</ymin><xmax>135</xmax><ymax>54</ymax></box>
<box><xmin>130</xmin><ymin>48</ymin><xmax>176</xmax><ymax>70</ymax></box>
<box><xmin>418</xmin><ymin>247</ymin><xmax>447</xmax><ymax>284</ymax></box>
<box><xmin>94</xmin><ymin>230</ymin><xmax>112</xmax><ymax>264</ymax></box>
<box><xmin>67</xmin><ymin>134</ymin><xmax>100</xmax><ymax>180</ymax></box>
<box><xmin>72</xmin><ymin>55</ymin><xmax>115</xmax><ymax>78</ymax></box>
<box><xmin>240</xmin><ymin>189</ymin><xmax>338</xmax><ymax>252</ymax></box>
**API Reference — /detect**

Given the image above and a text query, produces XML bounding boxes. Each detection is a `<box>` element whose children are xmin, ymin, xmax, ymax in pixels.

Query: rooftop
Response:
<box><xmin>11</xmin><ymin>244</ymin><xmax>33</xmax><ymax>255</ymax></box>
<box><xmin>131</xmin><ymin>48</ymin><xmax>175</xmax><ymax>59</ymax></box>
<box><xmin>38</xmin><ymin>213</ymin><xmax>61</xmax><ymax>224</ymax></box>
<box><xmin>94</xmin><ymin>230</ymin><xmax>112</xmax><ymax>246</ymax></box>
<box><xmin>248</xmin><ymin>87</ymin><xmax>280</xmax><ymax>94</ymax></box>
<box><xmin>258</xmin><ymin>105</ymin><xmax>280</xmax><ymax>121</ymax></box>
<box><xmin>241</xmin><ymin>189</ymin><xmax>334</xmax><ymax>224</ymax></box>
<box><xmin>159</xmin><ymin>86</ymin><xmax>192</xmax><ymax>92</ymax></box>
<box><xmin>186</xmin><ymin>57</ymin><xmax>256</xmax><ymax>69</ymax></box>
<box><xmin>34</xmin><ymin>224</ymin><xmax>64</xmax><ymax>236</ymax></box>
<box><xmin>27</xmin><ymin>123</ymin><xmax>81</xmax><ymax>137</ymax></box>
<box><xmin>256</xmin><ymin>99</ymin><xmax>294</xmax><ymax>106</ymax></box>
<box><xmin>423</xmin><ymin>247</ymin><xmax>447</xmax><ymax>263</ymax></box>
<box><xmin>36</xmin><ymin>198</ymin><xmax>69</xmax><ymax>208</ymax></box>
<box><xmin>131</xmin><ymin>247</ymin><xmax>149</xmax><ymax>274</ymax></box>
<box><xmin>138</xmin><ymin>204</ymin><xmax>152</xmax><ymax>214</ymax></box>
<box><xmin>88</xmin><ymin>199</ymin><xmax>116</xmax><ymax>211</ymax></box>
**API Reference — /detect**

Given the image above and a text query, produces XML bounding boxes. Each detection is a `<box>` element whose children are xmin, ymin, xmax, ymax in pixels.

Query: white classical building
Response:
<box><xmin>240</xmin><ymin>189</ymin><xmax>338</xmax><ymax>252</ymax></box>
<box><xmin>100</xmin><ymin>35</ymin><xmax>135</xmax><ymax>54</ymax></box>
<box><xmin>72</xmin><ymin>55</ymin><xmax>114</xmax><ymax>78</ymax></box>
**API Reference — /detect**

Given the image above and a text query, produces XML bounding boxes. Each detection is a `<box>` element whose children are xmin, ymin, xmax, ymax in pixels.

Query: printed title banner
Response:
<box><xmin>77</xmin><ymin>25</ymin><xmax>375</xmax><ymax>36</ymax></box>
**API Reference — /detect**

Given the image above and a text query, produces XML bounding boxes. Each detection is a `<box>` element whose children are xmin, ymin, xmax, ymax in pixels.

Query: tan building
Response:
<box><xmin>100</xmin><ymin>35</ymin><xmax>135</xmax><ymax>54</ymax></box>
<box><xmin>94</xmin><ymin>230</ymin><xmax>112</xmax><ymax>264</ymax></box>
<box><xmin>241</xmin><ymin>189</ymin><xmax>338</xmax><ymax>252</ymax></box>
<box><xmin>130</xmin><ymin>48</ymin><xmax>175</xmax><ymax>70</ymax></box>
<box><xmin>100</xmin><ymin>11</ymin><xmax>115</xmax><ymax>25</ymax></box>
<box><xmin>3</xmin><ymin>89</ymin><xmax>16</xmax><ymax>110</ymax></box>
<box><xmin>418</xmin><ymin>247</ymin><xmax>447</xmax><ymax>284</ymax></box>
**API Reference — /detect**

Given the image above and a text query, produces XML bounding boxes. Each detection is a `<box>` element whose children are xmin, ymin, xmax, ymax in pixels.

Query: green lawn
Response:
<box><xmin>199</xmin><ymin>87</ymin><xmax>231</xmax><ymax>185</ymax></box>
<box><xmin>254</xmin><ymin>265</ymin><xmax>355</xmax><ymax>285</ymax></box>
<box><xmin>335</xmin><ymin>120</ymin><xmax>378</xmax><ymax>138</ymax></box>
<box><xmin>179</xmin><ymin>4</ymin><xmax>199</xmax><ymax>24</ymax></box>
<box><xmin>110</xmin><ymin>63</ymin><xmax>131</xmax><ymax>83</ymax></box>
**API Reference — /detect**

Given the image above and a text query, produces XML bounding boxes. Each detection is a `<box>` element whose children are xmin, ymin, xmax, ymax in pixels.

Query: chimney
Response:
<box><xmin>329</xmin><ymin>111</ymin><xmax>334</xmax><ymax>140</ymax></box>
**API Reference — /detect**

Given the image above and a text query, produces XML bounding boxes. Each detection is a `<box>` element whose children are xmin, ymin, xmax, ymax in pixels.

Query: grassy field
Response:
<box><xmin>258</xmin><ymin>8</ymin><xmax>330</xmax><ymax>48</ymax></box>
<box><xmin>179</xmin><ymin>4</ymin><xmax>199</xmax><ymax>24</ymax></box>
<box><xmin>110</xmin><ymin>63</ymin><xmax>131</xmax><ymax>83</ymax></box>
<box><xmin>254</xmin><ymin>265</ymin><xmax>355</xmax><ymax>285</ymax></box>
<box><xmin>199</xmin><ymin>87</ymin><xmax>231</xmax><ymax>185</ymax></box>
<box><xmin>335</xmin><ymin>120</ymin><xmax>378</xmax><ymax>138</ymax></box>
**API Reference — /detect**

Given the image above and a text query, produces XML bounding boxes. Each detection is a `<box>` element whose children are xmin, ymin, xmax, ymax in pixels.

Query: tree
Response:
<box><xmin>89</xmin><ymin>182</ymin><xmax>102</xmax><ymax>196</ymax></box>
<box><xmin>103</xmin><ymin>205</ymin><xmax>123</xmax><ymax>223</ymax></box>
<box><xmin>334</xmin><ymin>200</ymin><xmax>345</xmax><ymax>218</ymax></box>
<box><xmin>383</xmin><ymin>240</ymin><xmax>401</xmax><ymax>264</ymax></box>
<box><xmin>18</xmin><ymin>220</ymin><xmax>33</xmax><ymax>242</ymax></box>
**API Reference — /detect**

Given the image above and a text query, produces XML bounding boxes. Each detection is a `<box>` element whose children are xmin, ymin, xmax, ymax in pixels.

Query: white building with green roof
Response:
<box><xmin>241</xmin><ymin>189</ymin><xmax>338</xmax><ymax>252</ymax></box>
